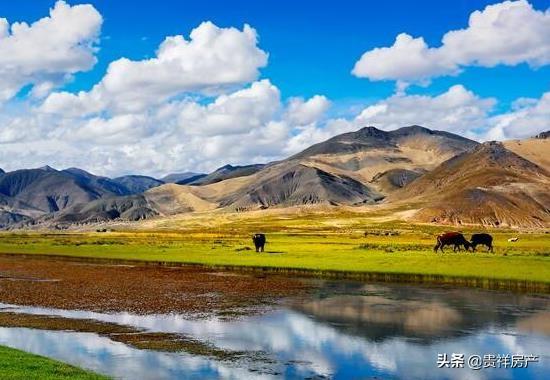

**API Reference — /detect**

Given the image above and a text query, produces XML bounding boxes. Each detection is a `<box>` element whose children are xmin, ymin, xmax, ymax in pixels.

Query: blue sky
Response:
<box><xmin>3</xmin><ymin>0</ymin><xmax>549</xmax><ymax>109</ymax></box>
<box><xmin>0</xmin><ymin>0</ymin><xmax>549</xmax><ymax>175</ymax></box>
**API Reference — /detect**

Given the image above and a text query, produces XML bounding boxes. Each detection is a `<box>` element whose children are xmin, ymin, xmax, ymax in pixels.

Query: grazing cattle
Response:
<box><xmin>470</xmin><ymin>233</ymin><xmax>493</xmax><ymax>252</ymax></box>
<box><xmin>508</xmin><ymin>237</ymin><xmax>519</xmax><ymax>242</ymax></box>
<box><xmin>252</xmin><ymin>233</ymin><xmax>266</xmax><ymax>252</ymax></box>
<box><xmin>434</xmin><ymin>232</ymin><xmax>471</xmax><ymax>253</ymax></box>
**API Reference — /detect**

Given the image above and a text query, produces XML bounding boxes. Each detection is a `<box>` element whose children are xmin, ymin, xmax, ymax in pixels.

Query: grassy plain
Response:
<box><xmin>0</xmin><ymin>345</ymin><xmax>108</xmax><ymax>380</ymax></box>
<box><xmin>0</xmin><ymin>209</ymin><xmax>548</xmax><ymax>288</ymax></box>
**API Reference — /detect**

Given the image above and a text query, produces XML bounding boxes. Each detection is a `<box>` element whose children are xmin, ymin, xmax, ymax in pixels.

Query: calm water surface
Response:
<box><xmin>0</xmin><ymin>281</ymin><xmax>548</xmax><ymax>379</ymax></box>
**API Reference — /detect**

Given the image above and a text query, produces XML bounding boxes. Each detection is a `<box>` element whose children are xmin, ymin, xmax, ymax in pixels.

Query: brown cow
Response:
<box><xmin>434</xmin><ymin>232</ymin><xmax>471</xmax><ymax>253</ymax></box>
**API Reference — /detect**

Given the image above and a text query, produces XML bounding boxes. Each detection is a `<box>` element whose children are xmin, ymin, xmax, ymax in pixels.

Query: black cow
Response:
<box><xmin>470</xmin><ymin>233</ymin><xmax>493</xmax><ymax>252</ymax></box>
<box><xmin>434</xmin><ymin>232</ymin><xmax>471</xmax><ymax>253</ymax></box>
<box><xmin>252</xmin><ymin>233</ymin><xmax>266</xmax><ymax>252</ymax></box>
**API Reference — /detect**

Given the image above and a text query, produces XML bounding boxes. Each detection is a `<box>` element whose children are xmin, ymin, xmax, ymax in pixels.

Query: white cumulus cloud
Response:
<box><xmin>1</xmin><ymin>2</ymin><xmax>549</xmax><ymax>177</ymax></box>
<box><xmin>285</xmin><ymin>95</ymin><xmax>330</xmax><ymax>125</ymax></box>
<box><xmin>352</xmin><ymin>33</ymin><xmax>456</xmax><ymax>83</ymax></box>
<box><xmin>352</xmin><ymin>0</ymin><xmax>550</xmax><ymax>86</ymax></box>
<box><xmin>177</xmin><ymin>79</ymin><xmax>281</xmax><ymax>136</ymax></box>
<box><xmin>42</xmin><ymin>21</ymin><xmax>268</xmax><ymax>114</ymax></box>
<box><xmin>2</xmin><ymin>79</ymin><xmax>331</xmax><ymax>176</ymax></box>
<box><xmin>487</xmin><ymin>91</ymin><xmax>550</xmax><ymax>139</ymax></box>
<box><xmin>3</xmin><ymin>81</ymin><xmax>550</xmax><ymax>176</ymax></box>
<box><xmin>0</xmin><ymin>0</ymin><xmax>102</xmax><ymax>101</ymax></box>
<box><xmin>355</xmin><ymin>85</ymin><xmax>496</xmax><ymax>136</ymax></box>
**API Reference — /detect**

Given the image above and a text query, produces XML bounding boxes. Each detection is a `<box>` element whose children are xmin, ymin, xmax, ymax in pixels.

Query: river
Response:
<box><xmin>0</xmin><ymin>276</ymin><xmax>548</xmax><ymax>379</ymax></box>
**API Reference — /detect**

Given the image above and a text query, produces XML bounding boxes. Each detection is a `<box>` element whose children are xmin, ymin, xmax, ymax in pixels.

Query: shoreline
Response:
<box><xmin>1</xmin><ymin>252</ymin><xmax>548</xmax><ymax>294</ymax></box>
<box><xmin>0</xmin><ymin>345</ymin><xmax>108</xmax><ymax>379</ymax></box>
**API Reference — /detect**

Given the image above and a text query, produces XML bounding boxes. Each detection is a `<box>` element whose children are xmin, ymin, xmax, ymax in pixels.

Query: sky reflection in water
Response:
<box><xmin>0</xmin><ymin>282</ymin><xmax>548</xmax><ymax>379</ymax></box>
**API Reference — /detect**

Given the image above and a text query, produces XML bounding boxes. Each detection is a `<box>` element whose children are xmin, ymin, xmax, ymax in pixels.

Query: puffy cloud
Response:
<box><xmin>44</xmin><ymin>80</ymin><xmax>281</xmax><ymax>150</ymax></box>
<box><xmin>487</xmin><ymin>91</ymin><xmax>550</xmax><ymax>139</ymax></box>
<box><xmin>441</xmin><ymin>0</ymin><xmax>550</xmax><ymax>67</ymax></box>
<box><xmin>2</xmin><ymin>80</ymin><xmax>327</xmax><ymax>176</ymax></box>
<box><xmin>285</xmin><ymin>86</ymin><xmax>498</xmax><ymax>153</ymax></box>
<box><xmin>67</xmin><ymin>114</ymin><xmax>150</xmax><ymax>145</ymax></box>
<box><xmin>352</xmin><ymin>33</ymin><xmax>456</xmax><ymax>83</ymax></box>
<box><xmin>355</xmin><ymin>85</ymin><xmax>496</xmax><ymax>135</ymax></box>
<box><xmin>285</xmin><ymin>95</ymin><xmax>330</xmax><ymax>125</ymax></box>
<box><xmin>353</xmin><ymin>0</ymin><xmax>550</xmax><ymax>85</ymax></box>
<box><xmin>4</xmin><ymin>15</ymin><xmax>277</xmax><ymax>176</ymax></box>
<box><xmin>2</xmin><ymin>79</ymin><xmax>549</xmax><ymax>176</ymax></box>
<box><xmin>177</xmin><ymin>79</ymin><xmax>280</xmax><ymax>136</ymax></box>
<box><xmin>283</xmin><ymin>118</ymin><xmax>356</xmax><ymax>155</ymax></box>
<box><xmin>42</xmin><ymin>21</ymin><xmax>268</xmax><ymax>114</ymax></box>
<box><xmin>2</xmin><ymin>2</ymin><xmax>547</xmax><ymax>177</ymax></box>
<box><xmin>40</xmin><ymin>89</ymin><xmax>104</xmax><ymax>117</ymax></box>
<box><xmin>0</xmin><ymin>1</ymin><xmax>102</xmax><ymax>101</ymax></box>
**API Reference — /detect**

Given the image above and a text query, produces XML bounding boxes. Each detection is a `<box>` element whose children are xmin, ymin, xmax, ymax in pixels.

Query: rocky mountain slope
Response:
<box><xmin>44</xmin><ymin>194</ymin><xmax>158</xmax><ymax>224</ymax></box>
<box><xmin>394</xmin><ymin>142</ymin><xmax>550</xmax><ymax>227</ymax></box>
<box><xmin>204</xmin><ymin>125</ymin><xmax>478</xmax><ymax>210</ymax></box>
<box><xmin>218</xmin><ymin>163</ymin><xmax>384</xmax><ymax>210</ymax></box>
<box><xmin>0</xmin><ymin>167</ymin><xmax>163</xmax><ymax>227</ymax></box>
<box><xmin>291</xmin><ymin>125</ymin><xmax>478</xmax><ymax>191</ymax></box>
<box><xmin>535</xmin><ymin>131</ymin><xmax>550</xmax><ymax>139</ymax></box>
<box><xmin>112</xmin><ymin>175</ymin><xmax>164</xmax><ymax>194</ymax></box>
<box><xmin>186</xmin><ymin>164</ymin><xmax>266</xmax><ymax>186</ymax></box>
<box><xmin>161</xmin><ymin>172</ymin><xmax>205</xmax><ymax>184</ymax></box>
<box><xmin>504</xmin><ymin>135</ymin><xmax>550</xmax><ymax>172</ymax></box>
<box><xmin>0</xmin><ymin>167</ymin><xmax>130</xmax><ymax>213</ymax></box>
<box><xmin>3</xmin><ymin>126</ymin><xmax>549</xmax><ymax>229</ymax></box>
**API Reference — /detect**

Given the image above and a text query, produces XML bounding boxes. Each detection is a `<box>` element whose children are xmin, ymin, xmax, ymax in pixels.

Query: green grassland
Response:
<box><xmin>1</xmin><ymin>210</ymin><xmax>549</xmax><ymax>289</ymax></box>
<box><xmin>0</xmin><ymin>345</ymin><xmax>108</xmax><ymax>380</ymax></box>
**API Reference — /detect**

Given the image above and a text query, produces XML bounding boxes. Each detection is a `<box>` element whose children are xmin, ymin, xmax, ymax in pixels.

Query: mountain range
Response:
<box><xmin>1</xmin><ymin>125</ymin><xmax>548</xmax><ymax>229</ymax></box>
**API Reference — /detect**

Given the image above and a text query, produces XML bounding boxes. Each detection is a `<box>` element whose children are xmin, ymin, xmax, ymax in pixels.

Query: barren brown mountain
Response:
<box><xmin>290</xmin><ymin>125</ymin><xmax>478</xmax><ymax>189</ymax></box>
<box><xmin>7</xmin><ymin>126</ymin><xmax>550</xmax><ymax>229</ymax></box>
<box><xmin>152</xmin><ymin>125</ymin><xmax>477</xmax><ymax>211</ymax></box>
<box><xmin>504</xmin><ymin>137</ymin><xmax>550</xmax><ymax>172</ymax></box>
<box><xmin>394</xmin><ymin>142</ymin><xmax>550</xmax><ymax>228</ymax></box>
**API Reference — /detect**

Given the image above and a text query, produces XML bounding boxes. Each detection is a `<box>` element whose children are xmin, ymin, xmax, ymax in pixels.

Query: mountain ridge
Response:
<box><xmin>394</xmin><ymin>142</ymin><xmax>550</xmax><ymax>227</ymax></box>
<box><xmin>3</xmin><ymin>126</ymin><xmax>549</xmax><ymax>229</ymax></box>
<box><xmin>161</xmin><ymin>172</ymin><xmax>205</xmax><ymax>184</ymax></box>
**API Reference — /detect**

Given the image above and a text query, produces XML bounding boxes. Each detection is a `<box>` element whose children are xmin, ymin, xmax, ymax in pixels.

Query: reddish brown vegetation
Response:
<box><xmin>0</xmin><ymin>256</ymin><xmax>308</xmax><ymax>316</ymax></box>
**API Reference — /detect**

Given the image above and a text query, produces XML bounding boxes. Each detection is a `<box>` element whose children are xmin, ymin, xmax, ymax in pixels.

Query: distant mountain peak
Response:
<box><xmin>0</xmin><ymin>168</ymin><xmax>4</xmax><ymax>175</ymax></box>
<box><xmin>356</xmin><ymin>126</ymin><xmax>389</xmax><ymax>137</ymax></box>
<box><xmin>391</xmin><ymin>125</ymin><xmax>433</xmax><ymax>135</ymax></box>
<box><xmin>535</xmin><ymin>131</ymin><xmax>549</xmax><ymax>139</ymax></box>
<box><xmin>469</xmin><ymin>141</ymin><xmax>548</xmax><ymax>173</ymax></box>
<box><xmin>188</xmin><ymin>163</ymin><xmax>266</xmax><ymax>186</ymax></box>
<box><xmin>112</xmin><ymin>175</ymin><xmax>164</xmax><ymax>194</ymax></box>
<box><xmin>476</xmin><ymin>140</ymin><xmax>503</xmax><ymax>151</ymax></box>
<box><xmin>356</xmin><ymin>125</ymin><xmax>435</xmax><ymax>138</ymax></box>
<box><xmin>63</xmin><ymin>167</ymin><xmax>97</xmax><ymax>179</ymax></box>
<box><xmin>475</xmin><ymin>140</ymin><xmax>520</xmax><ymax>158</ymax></box>
<box><xmin>396</xmin><ymin>139</ymin><xmax>550</xmax><ymax>227</ymax></box>
<box><xmin>480</xmin><ymin>140</ymin><xmax>503</xmax><ymax>148</ymax></box>
<box><xmin>115</xmin><ymin>174</ymin><xmax>158</xmax><ymax>180</ymax></box>
<box><xmin>64</xmin><ymin>167</ymin><xmax>91</xmax><ymax>174</ymax></box>
<box><xmin>161</xmin><ymin>171</ymin><xmax>204</xmax><ymax>184</ymax></box>
<box><xmin>38</xmin><ymin>165</ymin><xmax>56</xmax><ymax>171</ymax></box>
<box><xmin>214</xmin><ymin>163</ymin><xmax>264</xmax><ymax>172</ymax></box>
<box><xmin>217</xmin><ymin>164</ymin><xmax>235</xmax><ymax>171</ymax></box>
<box><xmin>291</xmin><ymin>125</ymin><xmax>477</xmax><ymax>160</ymax></box>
